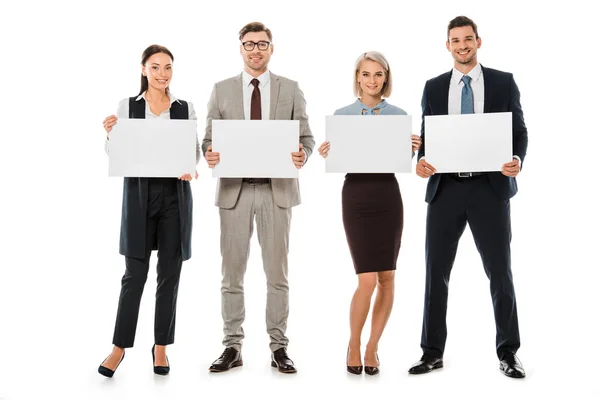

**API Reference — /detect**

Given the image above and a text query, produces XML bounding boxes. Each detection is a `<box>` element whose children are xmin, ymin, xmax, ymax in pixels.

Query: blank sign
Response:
<box><xmin>211</xmin><ymin>120</ymin><xmax>299</xmax><ymax>178</ymax></box>
<box><xmin>425</xmin><ymin>112</ymin><xmax>512</xmax><ymax>173</ymax></box>
<box><xmin>108</xmin><ymin>119</ymin><xmax>197</xmax><ymax>177</ymax></box>
<box><xmin>325</xmin><ymin>115</ymin><xmax>413</xmax><ymax>173</ymax></box>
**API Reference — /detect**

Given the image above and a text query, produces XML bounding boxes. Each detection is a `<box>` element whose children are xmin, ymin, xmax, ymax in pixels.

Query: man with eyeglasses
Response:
<box><xmin>202</xmin><ymin>21</ymin><xmax>314</xmax><ymax>374</ymax></box>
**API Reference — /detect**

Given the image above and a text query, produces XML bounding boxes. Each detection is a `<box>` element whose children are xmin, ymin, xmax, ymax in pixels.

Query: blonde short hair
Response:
<box><xmin>353</xmin><ymin>51</ymin><xmax>392</xmax><ymax>98</ymax></box>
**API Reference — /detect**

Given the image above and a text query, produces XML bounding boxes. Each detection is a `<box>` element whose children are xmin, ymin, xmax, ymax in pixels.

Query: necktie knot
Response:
<box><xmin>461</xmin><ymin>75</ymin><xmax>472</xmax><ymax>86</ymax></box>
<box><xmin>251</xmin><ymin>78</ymin><xmax>260</xmax><ymax>88</ymax></box>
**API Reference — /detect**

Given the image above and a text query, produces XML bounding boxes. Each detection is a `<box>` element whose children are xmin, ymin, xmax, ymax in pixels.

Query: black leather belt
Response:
<box><xmin>454</xmin><ymin>172</ymin><xmax>483</xmax><ymax>178</ymax></box>
<box><xmin>242</xmin><ymin>178</ymin><xmax>271</xmax><ymax>184</ymax></box>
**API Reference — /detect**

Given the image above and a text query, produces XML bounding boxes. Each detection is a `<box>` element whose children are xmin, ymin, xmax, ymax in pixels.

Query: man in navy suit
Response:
<box><xmin>408</xmin><ymin>16</ymin><xmax>528</xmax><ymax>378</ymax></box>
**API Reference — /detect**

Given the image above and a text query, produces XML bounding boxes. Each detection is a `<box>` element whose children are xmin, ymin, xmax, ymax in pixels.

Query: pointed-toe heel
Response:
<box><xmin>364</xmin><ymin>366</ymin><xmax>379</xmax><ymax>375</ymax></box>
<box><xmin>346</xmin><ymin>347</ymin><xmax>363</xmax><ymax>375</ymax></box>
<box><xmin>152</xmin><ymin>344</ymin><xmax>170</xmax><ymax>375</ymax></box>
<box><xmin>364</xmin><ymin>353</ymin><xmax>380</xmax><ymax>375</ymax></box>
<box><xmin>347</xmin><ymin>365</ymin><xmax>363</xmax><ymax>374</ymax></box>
<box><xmin>98</xmin><ymin>351</ymin><xmax>125</xmax><ymax>378</ymax></box>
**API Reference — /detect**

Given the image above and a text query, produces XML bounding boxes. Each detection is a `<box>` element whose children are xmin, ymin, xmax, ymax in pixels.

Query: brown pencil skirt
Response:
<box><xmin>341</xmin><ymin>173</ymin><xmax>403</xmax><ymax>274</ymax></box>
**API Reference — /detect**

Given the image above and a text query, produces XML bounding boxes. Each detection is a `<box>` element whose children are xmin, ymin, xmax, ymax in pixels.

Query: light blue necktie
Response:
<box><xmin>461</xmin><ymin>75</ymin><xmax>474</xmax><ymax>114</ymax></box>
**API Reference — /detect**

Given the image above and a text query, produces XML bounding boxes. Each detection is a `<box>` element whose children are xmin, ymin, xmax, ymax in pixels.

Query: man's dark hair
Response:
<box><xmin>239</xmin><ymin>22</ymin><xmax>272</xmax><ymax>42</ymax></box>
<box><xmin>447</xmin><ymin>16</ymin><xmax>479</xmax><ymax>40</ymax></box>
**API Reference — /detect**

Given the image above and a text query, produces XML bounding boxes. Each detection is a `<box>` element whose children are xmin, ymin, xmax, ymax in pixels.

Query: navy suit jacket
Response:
<box><xmin>417</xmin><ymin>65</ymin><xmax>528</xmax><ymax>203</ymax></box>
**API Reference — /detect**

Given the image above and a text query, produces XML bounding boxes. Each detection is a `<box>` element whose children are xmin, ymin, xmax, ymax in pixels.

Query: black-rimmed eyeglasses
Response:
<box><xmin>242</xmin><ymin>41</ymin><xmax>271</xmax><ymax>51</ymax></box>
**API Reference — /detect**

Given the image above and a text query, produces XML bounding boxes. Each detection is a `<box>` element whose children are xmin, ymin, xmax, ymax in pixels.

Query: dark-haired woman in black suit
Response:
<box><xmin>98</xmin><ymin>44</ymin><xmax>199</xmax><ymax>377</ymax></box>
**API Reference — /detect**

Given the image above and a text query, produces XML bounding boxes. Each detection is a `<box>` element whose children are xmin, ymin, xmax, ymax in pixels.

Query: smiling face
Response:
<box><xmin>240</xmin><ymin>31</ymin><xmax>273</xmax><ymax>75</ymax></box>
<box><xmin>446</xmin><ymin>25</ymin><xmax>481</xmax><ymax>68</ymax></box>
<box><xmin>142</xmin><ymin>52</ymin><xmax>173</xmax><ymax>92</ymax></box>
<box><xmin>357</xmin><ymin>60</ymin><xmax>386</xmax><ymax>98</ymax></box>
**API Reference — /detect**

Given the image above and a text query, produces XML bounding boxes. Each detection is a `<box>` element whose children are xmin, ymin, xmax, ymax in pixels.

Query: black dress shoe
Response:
<box><xmin>209</xmin><ymin>347</ymin><xmax>243</xmax><ymax>372</ymax></box>
<box><xmin>98</xmin><ymin>351</ymin><xmax>125</xmax><ymax>378</ymax></box>
<box><xmin>152</xmin><ymin>344</ymin><xmax>170</xmax><ymax>375</ymax></box>
<box><xmin>499</xmin><ymin>353</ymin><xmax>526</xmax><ymax>378</ymax></box>
<box><xmin>271</xmin><ymin>348</ymin><xmax>297</xmax><ymax>373</ymax></box>
<box><xmin>364</xmin><ymin>353</ymin><xmax>380</xmax><ymax>376</ymax></box>
<box><xmin>408</xmin><ymin>354</ymin><xmax>443</xmax><ymax>374</ymax></box>
<box><xmin>346</xmin><ymin>347</ymin><xmax>362</xmax><ymax>375</ymax></box>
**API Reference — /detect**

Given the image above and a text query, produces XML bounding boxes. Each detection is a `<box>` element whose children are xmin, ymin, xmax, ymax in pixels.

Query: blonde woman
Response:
<box><xmin>318</xmin><ymin>52</ymin><xmax>420</xmax><ymax>375</ymax></box>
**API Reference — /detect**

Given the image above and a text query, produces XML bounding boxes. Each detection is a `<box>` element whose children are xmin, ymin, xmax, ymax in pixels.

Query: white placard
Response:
<box><xmin>108</xmin><ymin>119</ymin><xmax>197</xmax><ymax>177</ymax></box>
<box><xmin>424</xmin><ymin>112</ymin><xmax>512</xmax><ymax>172</ymax></box>
<box><xmin>211</xmin><ymin>120</ymin><xmax>299</xmax><ymax>178</ymax></box>
<box><xmin>325</xmin><ymin>115</ymin><xmax>413</xmax><ymax>173</ymax></box>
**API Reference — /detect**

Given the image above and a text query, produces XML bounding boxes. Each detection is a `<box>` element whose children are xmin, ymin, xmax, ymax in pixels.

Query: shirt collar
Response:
<box><xmin>355</xmin><ymin>98</ymin><xmax>388</xmax><ymax>114</ymax></box>
<box><xmin>135</xmin><ymin>91</ymin><xmax>181</xmax><ymax>105</ymax></box>
<box><xmin>451</xmin><ymin>63</ymin><xmax>482</xmax><ymax>86</ymax></box>
<box><xmin>242</xmin><ymin>70</ymin><xmax>271</xmax><ymax>87</ymax></box>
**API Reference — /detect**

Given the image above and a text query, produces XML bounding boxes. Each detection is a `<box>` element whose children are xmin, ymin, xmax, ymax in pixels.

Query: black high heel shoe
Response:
<box><xmin>346</xmin><ymin>347</ymin><xmax>363</xmax><ymax>375</ymax></box>
<box><xmin>152</xmin><ymin>344</ymin><xmax>170</xmax><ymax>375</ymax></box>
<box><xmin>364</xmin><ymin>353</ymin><xmax>380</xmax><ymax>376</ymax></box>
<box><xmin>98</xmin><ymin>351</ymin><xmax>125</xmax><ymax>378</ymax></box>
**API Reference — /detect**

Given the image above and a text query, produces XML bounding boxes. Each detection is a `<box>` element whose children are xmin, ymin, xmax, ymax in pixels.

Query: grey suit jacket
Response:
<box><xmin>202</xmin><ymin>72</ymin><xmax>315</xmax><ymax>209</ymax></box>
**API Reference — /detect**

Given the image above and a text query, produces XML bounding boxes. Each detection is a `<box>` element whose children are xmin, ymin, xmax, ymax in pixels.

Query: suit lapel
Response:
<box><xmin>270</xmin><ymin>73</ymin><xmax>281</xmax><ymax>120</ymax></box>
<box><xmin>439</xmin><ymin>70</ymin><xmax>452</xmax><ymax>115</ymax></box>
<box><xmin>481</xmin><ymin>65</ymin><xmax>493</xmax><ymax>113</ymax></box>
<box><xmin>231</xmin><ymin>73</ymin><xmax>245</xmax><ymax>119</ymax></box>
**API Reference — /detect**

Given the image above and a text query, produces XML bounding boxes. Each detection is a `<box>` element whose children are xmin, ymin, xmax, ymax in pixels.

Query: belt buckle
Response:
<box><xmin>458</xmin><ymin>172</ymin><xmax>472</xmax><ymax>178</ymax></box>
<box><xmin>244</xmin><ymin>178</ymin><xmax>270</xmax><ymax>185</ymax></box>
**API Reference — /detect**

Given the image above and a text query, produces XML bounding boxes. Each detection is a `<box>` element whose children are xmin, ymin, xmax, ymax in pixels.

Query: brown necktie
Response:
<box><xmin>250</xmin><ymin>78</ymin><xmax>261</xmax><ymax>120</ymax></box>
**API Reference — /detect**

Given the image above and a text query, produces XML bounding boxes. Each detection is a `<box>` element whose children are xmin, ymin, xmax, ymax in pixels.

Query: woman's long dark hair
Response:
<box><xmin>139</xmin><ymin>44</ymin><xmax>175</xmax><ymax>96</ymax></box>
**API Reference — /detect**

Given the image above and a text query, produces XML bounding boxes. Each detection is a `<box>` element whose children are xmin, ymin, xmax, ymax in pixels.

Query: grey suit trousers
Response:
<box><xmin>219</xmin><ymin>181</ymin><xmax>291</xmax><ymax>351</ymax></box>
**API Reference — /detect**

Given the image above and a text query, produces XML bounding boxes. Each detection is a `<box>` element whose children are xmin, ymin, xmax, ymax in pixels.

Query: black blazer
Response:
<box><xmin>119</xmin><ymin>97</ymin><xmax>194</xmax><ymax>261</ymax></box>
<box><xmin>417</xmin><ymin>65</ymin><xmax>528</xmax><ymax>203</ymax></box>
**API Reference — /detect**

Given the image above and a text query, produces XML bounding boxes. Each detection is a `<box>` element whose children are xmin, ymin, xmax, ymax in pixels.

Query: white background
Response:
<box><xmin>1</xmin><ymin>0</ymin><xmax>598</xmax><ymax>399</ymax></box>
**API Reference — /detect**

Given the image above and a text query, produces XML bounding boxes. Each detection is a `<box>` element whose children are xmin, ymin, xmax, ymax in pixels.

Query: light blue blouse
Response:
<box><xmin>333</xmin><ymin>99</ymin><xmax>407</xmax><ymax>116</ymax></box>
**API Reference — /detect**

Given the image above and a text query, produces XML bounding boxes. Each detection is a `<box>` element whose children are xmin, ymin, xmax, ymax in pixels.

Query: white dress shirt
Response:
<box><xmin>448</xmin><ymin>63</ymin><xmax>484</xmax><ymax>115</ymax></box>
<box><xmin>242</xmin><ymin>70</ymin><xmax>270</xmax><ymax>120</ymax></box>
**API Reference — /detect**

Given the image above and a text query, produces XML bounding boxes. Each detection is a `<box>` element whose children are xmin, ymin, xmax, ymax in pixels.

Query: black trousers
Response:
<box><xmin>420</xmin><ymin>174</ymin><xmax>520</xmax><ymax>359</ymax></box>
<box><xmin>112</xmin><ymin>178</ymin><xmax>183</xmax><ymax>348</ymax></box>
